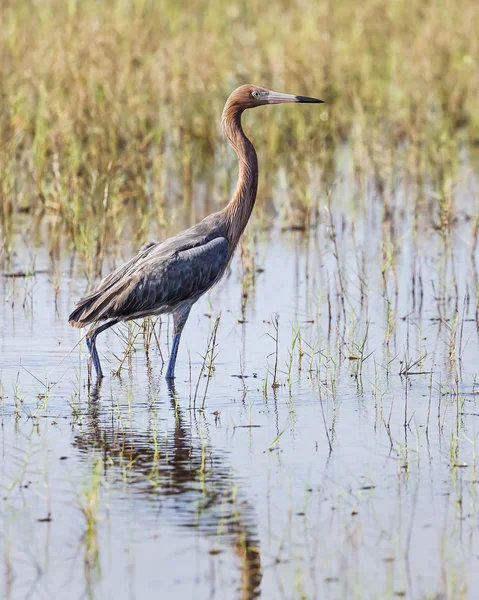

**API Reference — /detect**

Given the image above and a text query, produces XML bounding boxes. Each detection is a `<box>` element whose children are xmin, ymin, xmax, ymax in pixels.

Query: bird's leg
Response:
<box><xmin>165</xmin><ymin>335</ymin><xmax>181</xmax><ymax>379</ymax></box>
<box><xmin>165</xmin><ymin>305</ymin><xmax>192</xmax><ymax>379</ymax></box>
<box><xmin>86</xmin><ymin>319</ymin><xmax>119</xmax><ymax>379</ymax></box>
<box><xmin>86</xmin><ymin>335</ymin><xmax>102</xmax><ymax>379</ymax></box>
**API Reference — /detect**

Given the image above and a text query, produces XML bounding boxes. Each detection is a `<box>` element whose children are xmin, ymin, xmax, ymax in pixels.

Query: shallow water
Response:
<box><xmin>2</xmin><ymin>158</ymin><xmax>479</xmax><ymax>599</ymax></box>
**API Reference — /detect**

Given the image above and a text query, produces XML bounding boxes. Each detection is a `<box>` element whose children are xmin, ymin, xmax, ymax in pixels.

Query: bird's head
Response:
<box><xmin>223</xmin><ymin>84</ymin><xmax>323</xmax><ymax>112</ymax></box>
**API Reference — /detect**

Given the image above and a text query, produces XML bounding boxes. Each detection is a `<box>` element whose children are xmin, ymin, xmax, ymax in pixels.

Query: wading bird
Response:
<box><xmin>69</xmin><ymin>84</ymin><xmax>323</xmax><ymax>379</ymax></box>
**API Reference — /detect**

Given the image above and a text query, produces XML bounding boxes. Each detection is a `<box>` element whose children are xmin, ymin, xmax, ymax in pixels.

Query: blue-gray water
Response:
<box><xmin>2</xmin><ymin>160</ymin><xmax>479</xmax><ymax>599</ymax></box>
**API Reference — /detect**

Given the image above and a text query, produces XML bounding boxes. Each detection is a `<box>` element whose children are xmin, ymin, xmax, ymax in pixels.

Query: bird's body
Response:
<box><xmin>70</xmin><ymin>216</ymin><xmax>230</xmax><ymax>324</ymax></box>
<box><xmin>69</xmin><ymin>84</ymin><xmax>322</xmax><ymax>379</ymax></box>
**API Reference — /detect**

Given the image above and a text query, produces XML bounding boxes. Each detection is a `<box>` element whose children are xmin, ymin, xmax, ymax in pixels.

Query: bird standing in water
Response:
<box><xmin>69</xmin><ymin>84</ymin><xmax>323</xmax><ymax>379</ymax></box>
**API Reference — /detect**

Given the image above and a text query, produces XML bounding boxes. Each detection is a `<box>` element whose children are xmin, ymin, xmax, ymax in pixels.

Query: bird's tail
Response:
<box><xmin>68</xmin><ymin>282</ymin><xmax>125</xmax><ymax>328</ymax></box>
<box><xmin>68</xmin><ymin>293</ymin><xmax>103</xmax><ymax>328</ymax></box>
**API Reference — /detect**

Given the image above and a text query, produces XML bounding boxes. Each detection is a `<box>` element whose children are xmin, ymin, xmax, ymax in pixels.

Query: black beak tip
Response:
<box><xmin>295</xmin><ymin>96</ymin><xmax>324</xmax><ymax>104</ymax></box>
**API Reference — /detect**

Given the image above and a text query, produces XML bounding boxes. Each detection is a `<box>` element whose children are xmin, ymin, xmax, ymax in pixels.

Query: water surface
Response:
<box><xmin>2</xmin><ymin>160</ymin><xmax>479</xmax><ymax>599</ymax></box>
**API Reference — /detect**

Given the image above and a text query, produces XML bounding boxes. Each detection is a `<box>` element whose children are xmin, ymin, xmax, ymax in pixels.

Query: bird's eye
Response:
<box><xmin>252</xmin><ymin>91</ymin><xmax>260</xmax><ymax>99</ymax></box>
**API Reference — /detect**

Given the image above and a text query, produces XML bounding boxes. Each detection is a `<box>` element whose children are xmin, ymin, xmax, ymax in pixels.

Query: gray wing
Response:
<box><xmin>69</xmin><ymin>237</ymin><xmax>229</xmax><ymax>325</ymax></box>
<box><xmin>94</xmin><ymin>213</ymin><xmax>223</xmax><ymax>293</ymax></box>
<box><xmin>94</xmin><ymin>242</ymin><xmax>158</xmax><ymax>292</ymax></box>
<box><xmin>115</xmin><ymin>237</ymin><xmax>230</xmax><ymax>317</ymax></box>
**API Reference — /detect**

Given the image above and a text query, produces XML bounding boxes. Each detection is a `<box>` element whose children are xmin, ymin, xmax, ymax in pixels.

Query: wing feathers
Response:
<box><xmin>69</xmin><ymin>237</ymin><xmax>229</xmax><ymax>327</ymax></box>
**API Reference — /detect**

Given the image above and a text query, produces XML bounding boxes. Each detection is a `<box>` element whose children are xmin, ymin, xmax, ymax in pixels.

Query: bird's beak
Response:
<box><xmin>268</xmin><ymin>91</ymin><xmax>324</xmax><ymax>104</ymax></box>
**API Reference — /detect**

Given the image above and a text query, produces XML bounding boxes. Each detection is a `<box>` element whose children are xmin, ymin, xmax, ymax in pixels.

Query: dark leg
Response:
<box><xmin>86</xmin><ymin>319</ymin><xmax>119</xmax><ymax>379</ymax></box>
<box><xmin>86</xmin><ymin>335</ymin><xmax>102</xmax><ymax>378</ymax></box>
<box><xmin>165</xmin><ymin>334</ymin><xmax>181</xmax><ymax>379</ymax></box>
<box><xmin>165</xmin><ymin>305</ymin><xmax>192</xmax><ymax>379</ymax></box>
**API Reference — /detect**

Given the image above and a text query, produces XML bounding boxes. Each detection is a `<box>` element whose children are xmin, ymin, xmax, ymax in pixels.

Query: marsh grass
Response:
<box><xmin>1</xmin><ymin>0</ymin><xmax>479</xmax><ymax>272</ymax></box>
<box><xmin>78</xmin><ymin>457</ymin><xmax>104</xmax><ymax>580</ymax></box>
<box><xmin>193</xmin><ymin>313</ymin><xmax>221</xmax><ymax>409</ymax></box>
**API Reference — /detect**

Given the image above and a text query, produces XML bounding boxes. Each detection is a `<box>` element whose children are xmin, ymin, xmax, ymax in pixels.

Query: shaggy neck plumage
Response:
<box><xmin>220</xmin><ymin>103</ymin><xmax>258</xmax><ymax>251</ymax></box>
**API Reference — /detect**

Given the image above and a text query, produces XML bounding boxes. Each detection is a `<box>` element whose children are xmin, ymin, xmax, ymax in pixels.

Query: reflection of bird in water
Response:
<box><xmin>69</xmin><ymin>84</ymin><xmax>322</xmax><ymax>379</ymax></box>
<box><xmin>73</xmin><ymin>381</ymin><xmax>262</xmax><ymax>599</ymax></box>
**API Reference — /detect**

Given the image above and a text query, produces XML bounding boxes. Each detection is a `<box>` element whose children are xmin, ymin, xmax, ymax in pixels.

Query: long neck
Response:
<box><xmin>220</xmin><ymin>105</ymin><xmax>258</xmax><ymax>251</ymax></box>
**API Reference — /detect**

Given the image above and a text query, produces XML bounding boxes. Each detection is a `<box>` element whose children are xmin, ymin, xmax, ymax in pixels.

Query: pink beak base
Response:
<box><xmin>268</xmin><ymin>91</ymin><xmax>324</xmax><ymax>104</ymax></box>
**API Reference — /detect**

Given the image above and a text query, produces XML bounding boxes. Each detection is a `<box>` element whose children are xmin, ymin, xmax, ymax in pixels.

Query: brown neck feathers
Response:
<box><xmin>220</xmin><ymin>103</ymin><xmax>258</xmax><ymax>251</ymax></box>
